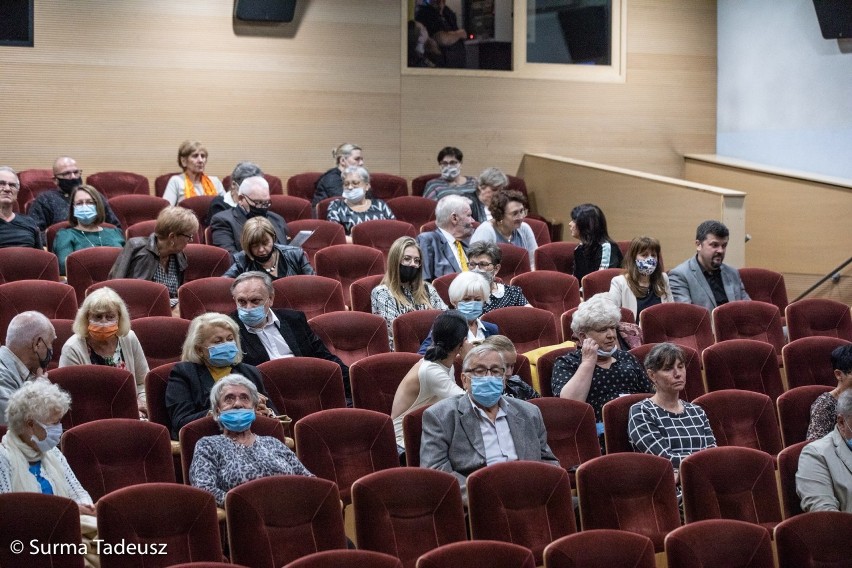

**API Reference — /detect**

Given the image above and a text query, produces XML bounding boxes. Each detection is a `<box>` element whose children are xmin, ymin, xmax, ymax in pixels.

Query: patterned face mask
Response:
<box><xmin>635</xmin><ymin>257</ymin><xmax>658</xmax><ymax>276</ymax></box>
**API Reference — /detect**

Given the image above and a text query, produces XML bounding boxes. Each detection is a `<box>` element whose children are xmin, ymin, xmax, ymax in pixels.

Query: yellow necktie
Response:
<box><xmin>455</xmin><ymin>240</ymin><xmax>468</xmax><ymax>271</ymax></box>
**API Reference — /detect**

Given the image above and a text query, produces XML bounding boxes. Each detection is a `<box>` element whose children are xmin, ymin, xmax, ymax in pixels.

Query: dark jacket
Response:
<box><xmin>230</xmin><ymin>308</ymin><xmax>351</xmax><ymax>401</ymax></box>
<box><xmin>312</xmin><ymin>167</ymin><xmax>343</xmax><ymax>206</ymax></box>
<box><xmin>108</xmin><ymin>233</ymin><xmax>188</xmax><ymax>282</ymax></box>
<box><xmin>164</xmin><ymin>361</ymin><xmax>274</xmax><ymax>440</ymax></box>
<box><xmin>222</xmin><ymin>244</ymin><xmax>314</xmax><ymax>279</ymax></box>
<box><xmin>209</xmin><ymin>206</ymin><xmax>288</xmax><ymax>257</ymax></box>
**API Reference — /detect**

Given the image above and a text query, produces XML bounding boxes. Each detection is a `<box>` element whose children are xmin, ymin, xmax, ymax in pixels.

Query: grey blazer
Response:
<box><xmin>796</xmin><ymin>427</ymin><xmax>852</xmax><ymax>513</ymax></box>
<box><xmin>420</xmin><ymin>394</ymin><xmax>559</xmax><ymax>503</ymax></box>
<box><xmin>417</xmin><ymin>229</ymin><xmax>465</xmax><ymax>282</ymax></box>
<box><xmin>668</xmin><ymin>255</ymin><xmax>750</xmax><ymax>311</ymax></box>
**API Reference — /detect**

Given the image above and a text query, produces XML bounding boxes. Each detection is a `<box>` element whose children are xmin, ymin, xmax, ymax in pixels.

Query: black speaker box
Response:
<box><xmin>235</xmin><ymin>0</ymin><xmax>297</xmax><ymax>23</ymax></box>
<box><xmin>813</xmin><ymin>0</ymin><xmax>852</xmax><ymax>39</ymax></box>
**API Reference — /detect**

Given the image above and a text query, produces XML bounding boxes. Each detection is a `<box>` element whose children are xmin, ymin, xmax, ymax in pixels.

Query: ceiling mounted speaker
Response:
<box><xmin>235</xmin><ymin>0</ymin><xmax>296</xmax><ymax>23</ymax></box>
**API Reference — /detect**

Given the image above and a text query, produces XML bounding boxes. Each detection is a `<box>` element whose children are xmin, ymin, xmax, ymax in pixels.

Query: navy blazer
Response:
<box><xmin>417</xmin><ymin>229</ymin><xmax>467</xmax><ymax>282</ymax></box>
<box><xmin>230</xmin><ymin>308</ymin><xmax>351</xmax><ymax>400</ymax></box>
<box><xmin>209</xmin><ymin>206</ymin><xmax>289</xmax><ymax>257</ymax></box>
<box><xmin>164</xmin><ymin>361</ymin><xmax>273</xmax><ymax>440</ymax></box>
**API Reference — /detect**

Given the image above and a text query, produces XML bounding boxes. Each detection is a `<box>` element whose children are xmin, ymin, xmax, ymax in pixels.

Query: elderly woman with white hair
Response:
<box><xmin>313</xmin><ymin>142</ymin><xmax>364</xmax><ymax>206</ymax></box>
<box><xmin>165</xmin><ymin>313</ymin><xmax>276</xmax><ymax>440</ymax></box>
<box><xmin>326</xmin><ymin>165</ymin><xmax>395</xmax><ymax>237</ymax></box>
<box><xmin>59</xmin><ymin>287</ymin><xmax>149</xmax><ymax>417</ymax></box>
<box><xmin>551</xmin><ymin>294</ymin><xmax>651</xmax><ymax>441</ymax></box>
<box><xmin>189</xmin><ymin>374</ymin><xmax>313</xmax><ymax>507</ymax></box>
<box><xmin>417</xmin><ymin>271</ymin><xmax>498</xmax><ymax>355</ymax></box>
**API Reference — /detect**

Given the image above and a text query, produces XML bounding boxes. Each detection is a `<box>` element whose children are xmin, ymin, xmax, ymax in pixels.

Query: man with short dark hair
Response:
<box><xmin>668</xmin><ymin>220</ymin><xmax>750</xmax><ymax>311</ymax></box>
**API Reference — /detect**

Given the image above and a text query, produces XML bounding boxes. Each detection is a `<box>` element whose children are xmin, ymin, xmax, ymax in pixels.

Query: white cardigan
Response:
<box><xmin>608</xmin><ymin>273</ymin><xmax>674</xmax><ymax>319</ymax></box>
<box><xmin>58</xmin><ymin>331</ymin><xmax>150</xmax><ymax>397</ymax></box>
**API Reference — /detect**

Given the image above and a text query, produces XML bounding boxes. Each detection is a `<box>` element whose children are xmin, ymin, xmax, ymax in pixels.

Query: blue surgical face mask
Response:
<box><xmin>846</xmin><ymin>438</ymin><xmax>852</xmax><ymax>452</ymax></box>
<box><xmin>73</xmin><ymin>204</ymin><xmax>98</xmax><ymax>225</ymax></box>
<box><xmin>635</xmin><ymin>256</ymin><xmax>657</xmax><ymax>276</ymax></box>
<box><xmin>32</xmin><ymin>421</ymin><xmax>63</xmax><ymax>453</ymax></box>
<box><xmin>207</xmin><ymin>341</ymin><xmax>238</xmax><ymax>367</ymax></box>
<box><xmin>597</xmin><ymin>346</ymin><xmax>618</xmax><ymax>358</ymax></box>
<box><xmin>238</xmin><ymin>305</ymin><xmax>267</xmax><ymax>328</ymax></box>
<box><xmin>457</xmin><ymin>300</ymin><xmax>483</xmax><ymax>322</ymax></box>
<box><xmin>217</xmin><ymin>408</ymin><xmax>256</xmax><ymax>433</ymax></box>
<box><xmin>470</xmin><ymin>377</ymin><xmax>504</xmax><ymax>408</ymax></box>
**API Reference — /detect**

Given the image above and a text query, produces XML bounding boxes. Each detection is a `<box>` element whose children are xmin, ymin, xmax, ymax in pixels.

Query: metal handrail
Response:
<box><xmin>793</xmin><ymin>256</ymin><xmax>852</xmax><ymax>302</ymax></box>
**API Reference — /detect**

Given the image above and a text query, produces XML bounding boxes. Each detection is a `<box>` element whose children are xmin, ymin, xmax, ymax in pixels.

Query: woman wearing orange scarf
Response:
<box><xmin>163</xmin><ymin>140</ymin><xmax>225</xmax><ymax>205</ymax></box>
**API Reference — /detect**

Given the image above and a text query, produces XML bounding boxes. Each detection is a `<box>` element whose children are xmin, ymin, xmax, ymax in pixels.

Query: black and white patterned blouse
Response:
<box><xmin>189</xmin><ymin>434</ymin><xmax>313</xmax><ymax>507</ymax></box>
<box><xmin>806</xmin><ymin>392</ymin><xmax>837</xmax><ymax>442</ymax></box>
<box><xmin>153</xmin><ymin>254</ymin><xmax>180</xmax><ymax>307</ymax></box>
<box><xmin>551</xmin><ymin>349</ymin><xmax>651</xmax><ymax>423</ymax></box>
<box><xmin>371</xmin><ymin>283</ymin><xmax>446</xmax><ymax>350</ymax></box>
<box><xmin>483</xmin><ymin>284</ymin><xmax>528</xmax><ymax>313</ymax></box>
<box><xmin>627</xmin><ymin>398</ymin><xmax>716</xmax><ymax>468</ymax></box>
<box><xmin>326</xmin><ymin>198</ymin><xmax>395</xmax><ymax>235</ymax></box>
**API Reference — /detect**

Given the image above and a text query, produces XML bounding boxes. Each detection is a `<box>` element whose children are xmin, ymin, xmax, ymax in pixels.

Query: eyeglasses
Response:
<box><xmin>54</xmin><ymin>169</ymin><xmax>82</xmax><ymax>179</ymax></box>
<box><xmin>0</xmin><ymin>180</ymin><xmax>20</xmax><ymax>190</ymax></box>
<box><xmin>73</xmin><ymin>200</ymin><xmax>96</xmax><ymax>206</ymax></box>
<box><xmin>243</xmin><ymin>194</ymin><xmax>271</xmax><ymax>209</ymax></box>
<box><xmin>507</xmin><ymin>208</ymin><xmax>527</xmax><ymax>218</ymax></box>
<box><xmin>179</xmin><ymin>233</ymin><xmax>194</xmax><ymax>241</ymax></box>
<box><xmin>439</xmin><ymin>160</ymin><xmax>460</xmax><ymax>167</ymax></box>
<box><xmin>401</xmin><ymin>255</ymin><xmax>421</xmax><ymax>266</ymax></box>
<box><xmin>464</xmin><ymin>366</ymin><xmax>506</xmax><ymax>378</ymax></box>
<box><xmin>468</xmin><ymin>261</ymin><xmax>494</xmax><ymax>270</ymax></box>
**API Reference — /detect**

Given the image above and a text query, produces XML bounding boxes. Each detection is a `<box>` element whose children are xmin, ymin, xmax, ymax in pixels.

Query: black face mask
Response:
<box><xmin>253</xmin><ymin>248</ymin><xmax>275</xmax><ymax>264</ymax></box>
<box><xmin>57</xmin><ymin>177</ymin><xmax>82</xmax><ymax>195</ymax></box>
<box><xmin>399</xmin><ymin>264</ymin><xmax>420</xmax><ymax>283</ymax></box>
<box><xmin>246</xmin><ymin>205</ymin><xmax>268</xmax><ymax>219</ymax></box>
<box><xmin>37</xmin><ymin>338</ymin><xmax>53</xmax><ymax>370</ymax></box>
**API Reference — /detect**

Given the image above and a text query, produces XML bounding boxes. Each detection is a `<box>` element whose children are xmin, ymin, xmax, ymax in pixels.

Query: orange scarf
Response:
<box><xmin>183</xmin><ymin>174</ymin><xmax>217</xmax><ymax>200</ymax></box>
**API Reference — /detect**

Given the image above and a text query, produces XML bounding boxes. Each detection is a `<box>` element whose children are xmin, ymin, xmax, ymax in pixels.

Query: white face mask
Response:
<box><xmin>31</xmin><ymin>421</ymin><xmax>63</xmax><ymax>453</ymax></box>
<box><xmin>343</xmin><ymin>187</ymin><xmax>365</xmax><ymax>203</ymax></box>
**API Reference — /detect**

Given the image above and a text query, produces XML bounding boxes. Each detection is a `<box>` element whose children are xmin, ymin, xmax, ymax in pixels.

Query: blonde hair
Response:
<box><xmin>177</xmin><ymin>140</ymin><xmax>208</xmax><ymax>170</ymax></box>
<box><xmin>74</xmin><ymin>287</ymin><xmax>131</xmax><ymax>337</ymax></box>
<box><xmin>154</xmin><ymin>206</ymin><xmax>199</xmax><ymax>239</ymax></box>
<box><xmin>381</xmin><ymin>237</ymin><xmax>432</xmax><ymax>308</ymax></box>
<box><xmin>181</xmin><ymin>313</ymin><xmax>243</xmax><ymax>365</ymax></box>
<box><xmin>240</xmin><ymin>217</ymin><xmax>277</xmax><ymax>258</ymax></box>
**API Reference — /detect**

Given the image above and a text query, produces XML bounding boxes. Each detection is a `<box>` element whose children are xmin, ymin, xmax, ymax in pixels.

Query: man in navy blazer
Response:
<box><xmin>668</xmin><ymin>220</ymin><xmax>750</xmax><ymax>311</ymax></box>
<box><xmin>420</xmin><ymin>343</ymin><xmax>559</xmax><ymax>503</ymax></box>
<box><xmin>229</xmin><ymin>271</ymin><xmax>351</xmax><ymax>403</ymax></box>
<box><xmin>417</xmin><ymin>194</ymin><xmax>475</xmax><ymax>281</ymax></box>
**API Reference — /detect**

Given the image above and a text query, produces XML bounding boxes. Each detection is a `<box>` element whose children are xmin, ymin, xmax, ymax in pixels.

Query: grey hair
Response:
<box><xmin>209</xmin><ymin>374</ymin><xmax>260</xmax><ymax>420</ymax></box>
<box><xmin>0</xmin><ymin>166</ymin><xmax>18</xmax><ymax>179</ymax></box>
<box><xmin>6</xmin><ymin>311</ymin><xmax>53</xmax><ymax>351</ymax></box>
<box><xmin>181</xmin><ymin>313</ymin><xmax>243</xmax><ymax>364</ymax></box>
<box><xmin>5</xmin><ymin>379</ymin><xmax>71</xmax><ymax>434</ymax></box>
<box><xmin>838</xmin><ymin>390</ymin><xmax>852</xmax><ymax>420</ymax></box>
<box><xmin>478</xmin><ymin>167</ymin><xmax>508</xmax><ymax>191</ymax></box>
<box><xmin>341</xmin><ymin>165</ymin><xmax>370</xmax><ymax>185</ymax></box>
<box><xmin>448</xmin><ymin>271</ymin><xmax>490</xmax><ymax>305</ymax></box>
<box><xmin>231</xmin><ymin>162</ymin><xmax>263</xmax><ymax>188</ymax></box>
<box><xmin>230</xmin><ymin>270</ymin><xmax>275</xmax><ymax>297</ymax></box>
<box><xmin>333</xmin><ymin>143</ymin><xmax>361</xmax><ymax>165</ymax></box>
<box><xmin>462</xmin><ymin>344</ymin><xmax>505</xmax><ymax>374</ymax></box>
<box><xmin>571</xmin><ymin>293</ymin><xmax>622</xmax><ymax>335</ymax></box>
<box><xmin>435</xmin><ymin>194</ymin><xmax>470</xmax><ymax>227</ymax></box>
<box><xmin>466</xmin><ymin>241</ymin><xmax>501</xmax><ymax>264</ymax></box>
<box><xmin>238</xmin><ymin>175</ymin><xmax>269</xmax><ymax>196</ymax></box>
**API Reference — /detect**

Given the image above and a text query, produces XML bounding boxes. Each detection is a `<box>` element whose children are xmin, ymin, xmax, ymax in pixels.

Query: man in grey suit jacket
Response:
<box><xmin>668</xmin><ymin>220</ymin><xmax>750</xmax><ymax>311</ymax></box>
<box><xmin>417</xmin><ymin>194</ymin><xmax>475</xmax><ymax>281</ymax></box>
<box><xmin>420</xmin><ymin>344</ymin><xmax>559</xmax><ymax>503</ymax></box>
<box><xmin>796</xmin><ymin>390</ymin><xmax>852</xmax><ymax>513</ymax></box>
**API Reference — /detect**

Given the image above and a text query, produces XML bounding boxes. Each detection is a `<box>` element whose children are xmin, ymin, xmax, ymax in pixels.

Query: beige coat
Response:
<box><xmin>58</xmin><ymin>331</ymin><xmax>149</xmax><ymax>397</ymax></box>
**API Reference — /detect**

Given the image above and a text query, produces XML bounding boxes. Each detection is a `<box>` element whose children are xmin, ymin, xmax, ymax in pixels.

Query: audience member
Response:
<box><xmin>109</xmin><ymin>206</ymin><xmax>199</xmax><ymax>308</ymax></box>
<box><xmin>470</xmin><ymin>167</ymin><xmax>508</xmax><ymax>222</ymax></box>
<box><xmin>326</xmin><ymin>166</ymin><xmax>395</xmax><ymax>237</ymax></box>
<box><xmin>391</xmin><ymin>311</ymin><xmax>469</xmax><ymax>451</ymax></box>
<box><xmin>415</xmin><ymin>1</ymin><xmax>467</xmax><ymax>68</ymax></box>
<box><xmin>53</xmin><ymin>184</ymin><xmax>124</xmax><ymax>275</ymax></box>
<box><xmin>371</xmin><ymin>236</ymin><xmax>447</xmax><ymax>350</ymax></box>
<box><xmin>628</xmin><ymin>343</ymin><xmax>715</xmax><ymax>480</ymax></box>
<box><xmin>608</xmin><ymin>236</ymin><xmax>673</xmax><ymax>323</ymax></box>
<box><xmin>668</xmin><ymin>220</ymin><xmax>750</xmax><ymax>310</ymax></box>
<box><xmin>189</xmin><ymin>374</ymin><xmax>313</xmax><ymax>507</ymax></box>
<box><xmin>420</xmin><ymin>344</ymin><xmax>559</xmax><ymax>503</ymax></box>
<box><xmin>58</xmin><ymin>287</ymin><xmax>149</xmax><ymax>418</ymax></box>
<box><xmin>417</xmin><ymin>194</ymin><xmax>474</xmax><ymax>281</ymax></box>
<box><xmin>0</xmin><ymin>167</ymin><xmax>41</xmax><ymax>249</ymax></box>
<box><xmin>422</xmin><ymin>147</ymin><xmax>477</xmax><ymax>200</ymax></box>
<box><xmin>551</xmin><ymin>294</ymin><xmax>651</xmax><ymax>443</ymax></box>
<box><xmin>470</xmin><ymin>190</ymin><xmax>538</xmax><ymax>268</ymax></box>
<box><xmin>206</xmin><ymin>161</ymin><xmax>263</xmax><ymax>224</ymax></box>
<box><xmin>313</xmin><ymin>143</ymin><xmax>364</xmax><ymax>206</ymax></box>
<box><xmin>0</xmin><ymin>312</ymin><xmax>56</xmax><ymax>425</ymax></box>
<box><xmin>27</xmin><ymin>156</ymin><xmax>121</xmax><ymax>232</ymax></box>
<box><xmin>569</xmin><ymin>203</ymin><xmax>623</xmax><ymax>285</ymax></box>
<box><xmin>418</xmin><ymin>271</ymin><xmax>498</xmax><ymax>354</ymax></box>
<box><xmin>228</xmin><ymin>271</ymin><xmax>350</xmax><ymax>402</ymax></box>
<box><xmin>807</xmin><ymin>344</ymin><xmax>852</xmax><ymax>441</ymax></box>
<box><xmin>209</xmin><ymin>175</ymin><xmax>288</xmax><ymax>257</ymax></box>
<box><xmin>467</xmin><ymin>241</ymin><xmax>531</xmax><ymax>312</ymax></box>
<box><xmin>162</xmin><ymin>140</ymin><xmax>225</xmax><ymax>206</ymax></box>
<box><xmin>165</xmin><ymin>312</ymin><xmax>275</xmax><ymax>440</ymax></box>
<box><xmin>483</xmin><ymin>334</ymin><xmax>540</xmax><ymax>400</ymax></box>
<box><xmin>223</xmin><ymin>217</ymin><xmax>313</xmax><ymax>279</ymax></box>
<box><xmin>797</xmin><ymin>390</ymin><xmax>852</xmax><ymax>513</ymax></box>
